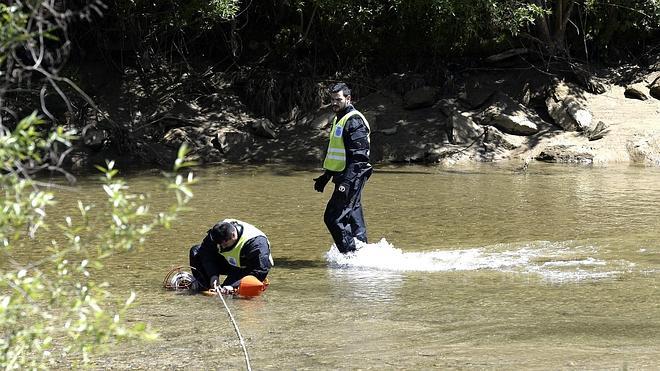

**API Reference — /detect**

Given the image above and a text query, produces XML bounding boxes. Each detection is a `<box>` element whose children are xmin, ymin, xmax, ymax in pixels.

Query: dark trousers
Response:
<box><xmin>189</xmin><ymin>244</ymin><xmax>213</xmax><ymax>288</ymax></box>
<box><xmin>323</xmin><ymin>173</ymin><xmax>370</xmax><ymax>253</ymax></box>
<box><xmin>189</xmin><ymin>244</ymin><xmax>241</xmax><ymax>288</ymax></box>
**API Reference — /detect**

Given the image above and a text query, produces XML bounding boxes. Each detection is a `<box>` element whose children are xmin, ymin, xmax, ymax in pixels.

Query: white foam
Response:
<box><xmin>540</xmin><ymin>257</ymin><xmax>606</xmax><ymax>268</ymax></box>
<box><xmin>324</xmin><ymin>238</ymin><xmax>632</xmax><ymax>282</ymax></box>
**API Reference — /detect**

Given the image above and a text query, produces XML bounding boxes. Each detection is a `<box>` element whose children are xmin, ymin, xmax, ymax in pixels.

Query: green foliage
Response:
<box><xmin>582</xmin><ymin>0</ymin><xmax>660</xmax><ymax>57</ymax></box>
<box><xmin>209</xmin><ymin>0</ymin><xmax>241</xmax><ymax>20</ymax></box>
<box><xmin>113</xmin><ymin>0</ymin><xmax>240</xmax><ymax>32</ymax></box>
<box><xmin>233</xmin><ymin>0</ymin><xmax>658</xmax><ymax>72</ymax></box>
<box><xmin>0</xmin><ymin>3</ymin><xmax>30</xmax><ymax>60</ymax></box>
<box><xmin>0</xmin><ymin>114</ymin><xmax>197</xmax><ymax>368</ymax></box>
<box><xmin>486</xmin><ymin>1</ymin><xmax>549</xmax><ymax>37</ymax></box>
<box><xmin>0</xmin><ymin>113</ymin><xmax>74</xmax><ymax>244</ymax></box>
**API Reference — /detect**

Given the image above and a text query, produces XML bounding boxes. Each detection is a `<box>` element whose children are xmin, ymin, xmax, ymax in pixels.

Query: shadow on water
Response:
<box><xmin>274</xmin><ymin>257</ymin><xmax>325</xmax><ymax>269</ymax></box>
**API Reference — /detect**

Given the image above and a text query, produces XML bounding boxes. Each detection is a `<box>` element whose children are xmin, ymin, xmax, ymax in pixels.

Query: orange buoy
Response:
<box><xmin>237</xmin><ymin>275</ymin><xmax>267</xmax><ymax>297</ymax></box>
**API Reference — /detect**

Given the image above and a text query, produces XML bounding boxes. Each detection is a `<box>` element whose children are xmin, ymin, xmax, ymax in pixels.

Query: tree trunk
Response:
<box><xmin>532</xmin><ymin>0</ymin><xmax>575</xmax><ymax>56</ymax></box>
<box><xmin>553</xmin><ymin>0</ymin><xmax>575</xmax><ymax>53</ymax></box>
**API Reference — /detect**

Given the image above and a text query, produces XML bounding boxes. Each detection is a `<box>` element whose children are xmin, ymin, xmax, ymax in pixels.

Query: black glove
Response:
<box><xmin>337</xmin><ymin>183</ymin><xmax>350</xmax><ymax>199</ymax></box>
<box><xmin>313</xmin><ymin>173</ymin><xmax>331</xmax><ymax>192</ymax></box>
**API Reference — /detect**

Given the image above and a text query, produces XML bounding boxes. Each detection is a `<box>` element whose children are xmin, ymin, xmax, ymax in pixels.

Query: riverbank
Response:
<box><xmin>68</xmin><ymin>55</ymin><xmax>660</xmax><ymax>171</ymax></box>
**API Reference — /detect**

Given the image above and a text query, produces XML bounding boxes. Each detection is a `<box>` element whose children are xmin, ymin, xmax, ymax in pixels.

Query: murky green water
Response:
<box><xmin>17</xmin><ymin>164</ymin><xmax>660</xmax><ymax>369</ymax></box>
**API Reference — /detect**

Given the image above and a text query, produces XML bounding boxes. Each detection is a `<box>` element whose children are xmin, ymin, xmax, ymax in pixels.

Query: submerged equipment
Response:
<box><xmin>163</xmin><ymin>267</ymin><xmax>269</xmax><ymax>297</ymax></box>
<box><xmin>162</xmin><ymin>266</ymin><xmax>197</xmax><ymax>290</ymax></box>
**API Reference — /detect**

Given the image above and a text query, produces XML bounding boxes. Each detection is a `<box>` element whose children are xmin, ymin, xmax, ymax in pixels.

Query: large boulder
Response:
<box><xmin>650</xmin><ymin>77</ymin><xmax>660</xmax><ymax>100</ymax></box>
<box><xmin>308</xmin><ymin>105</ymin><xmax>335</xmax><ymax>130</ymax></box>
<box><xmin>449</xmin><ymin>112</ymin><xmax>483</xmax><ymax>144</ymax></box>
<box><xmin>478</xmin><ymin>91</ymin><xmax>541</xmax><ymax>135</ymax></box>
<box><xmin>546</xmin><ymin>80</ymin><xmax>593</xmax><ymax>131</ymax></box>
<box><xmin>624</xmin><ymin>83</ymin><xmax>649</xmax><ymax>101</ymax></box>
<box><xmin>483</xmin><ymin>126</ymin><xmax>526</xmax><ymax>150</ymax></box>
<box><xmin>536</xmin><ymin>144</ymin><xmax>595</xmax><ymax>164</ymax></box>
<box><xmin>627</xmin><ymin>133</ymin><xmax>660</xmax><ymax>166</ymax></box>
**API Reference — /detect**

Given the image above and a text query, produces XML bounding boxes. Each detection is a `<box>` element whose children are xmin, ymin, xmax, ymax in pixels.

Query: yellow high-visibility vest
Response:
<box><xmin>323</xmin><ymin>110</ymin><xmax>370</xmax><ymax>171</ymax></box>
<box><xmin>219</xmin><ymin>219</ymin><xmax>272</xmax><ymax>268</ymax></box>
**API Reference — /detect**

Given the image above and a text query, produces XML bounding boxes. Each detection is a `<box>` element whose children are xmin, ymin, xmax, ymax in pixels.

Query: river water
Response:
<box><xmin>24</xmin><ymin>163</ymin><xmax>660</xmax><ymax>368</ymax></box>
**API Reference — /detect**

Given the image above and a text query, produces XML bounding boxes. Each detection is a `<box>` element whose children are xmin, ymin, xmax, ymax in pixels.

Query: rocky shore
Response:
<box><xmin>72</xmin><ymin>58</ymin><xmax>660</xmax><ymax>170</ymax></box>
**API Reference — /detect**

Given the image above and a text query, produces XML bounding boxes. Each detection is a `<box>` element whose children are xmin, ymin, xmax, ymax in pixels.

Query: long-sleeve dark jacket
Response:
<box><xmin>196</xmin><ymin>223</ymin><xmax>272</xmax><ymax>287</ymax></box>
<box><xmin>327</xmin><ymin>104</ymin><xmax>372</xmax><ymax>185</ymax></box>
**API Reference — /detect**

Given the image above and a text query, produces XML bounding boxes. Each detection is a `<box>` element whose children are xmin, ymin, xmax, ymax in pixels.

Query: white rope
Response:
<box><xmin>214</xmin><ymin>283</ymin><xmax>252</xmax><ymax>371</ymax></box>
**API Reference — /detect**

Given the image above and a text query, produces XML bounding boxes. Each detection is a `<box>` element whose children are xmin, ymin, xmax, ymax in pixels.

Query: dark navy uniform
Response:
<box><xmin>189</xmin><ymin>221</ymin><xmax>272</xmax><ymax>289</ymax></box>
<box><xmin>322</xmin><ymin>105</ymin><xmax>372</xmax><ymax>253</ymax></box>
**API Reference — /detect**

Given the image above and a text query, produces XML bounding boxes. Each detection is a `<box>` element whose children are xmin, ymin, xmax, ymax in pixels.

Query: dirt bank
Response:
<box><xmin>70</xmin><ymin>60</ymin><xmax>660</xmax><ymax>171</ymax></box>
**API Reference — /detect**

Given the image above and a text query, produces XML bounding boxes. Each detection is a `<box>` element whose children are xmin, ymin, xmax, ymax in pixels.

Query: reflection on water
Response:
<box><xmin>8</xmin><ymin>163</ymin><xmax>660</xmax><ymax>369</ymax></box>
<box><xmin>326</xmin><ymin>268</ymin><xmax>403</xmax><ymax>303</ymax></box>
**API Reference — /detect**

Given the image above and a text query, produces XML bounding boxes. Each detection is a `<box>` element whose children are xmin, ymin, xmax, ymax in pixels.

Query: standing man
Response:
<box><xmin>313</xmin><ymin>82</ymin><xmax>372</xmax><ymax>254</ymax></box>
<box><xmin>189</xmin><ymin>219</ymin><xmax>273</xmax><ymax>294</ymax></box>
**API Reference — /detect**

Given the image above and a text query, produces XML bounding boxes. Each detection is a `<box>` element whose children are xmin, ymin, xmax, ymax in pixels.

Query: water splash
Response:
<box><xmin>325</xmin><ymin>238</ymin><xmax>635</xmax><ymax>282</ymax></box>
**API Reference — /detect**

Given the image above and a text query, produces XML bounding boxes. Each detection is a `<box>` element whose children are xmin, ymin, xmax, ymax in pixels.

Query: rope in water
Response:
<box><xmin>214</xmin><ymin>283</ymin><xmax>252</xmax><ymax>371</ymax></box>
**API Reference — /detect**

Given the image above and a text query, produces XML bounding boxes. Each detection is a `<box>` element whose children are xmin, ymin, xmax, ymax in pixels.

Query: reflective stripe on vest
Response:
<box><xmin>323</xmin><ymin>110</ymin><xmax>370</xmax><ymax>172</ymax></box>
<box><xmin>218</xmin><ymin>219</ymin><xmax>272</xmax><ymax>268</ymax></box>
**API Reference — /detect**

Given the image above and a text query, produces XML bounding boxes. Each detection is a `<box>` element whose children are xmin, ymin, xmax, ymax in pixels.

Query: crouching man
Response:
<box><xmin>189</xmin><ymin>219</ymin><xmax>273</xmax><ymax>294</ymax></box>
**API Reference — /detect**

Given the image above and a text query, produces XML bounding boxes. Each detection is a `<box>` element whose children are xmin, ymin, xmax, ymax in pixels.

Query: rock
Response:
<box><xmin>546</xmin><ymin>80</ymin><xmax>593</xmax><ymax>132</ymax></box>
<box><xmin>310</xmin><ymin>105</ymin><xmax>335</xmax><ymax>130</ymax></box>
<box><xmin>483</xmin><ymin>125</ymin><xmax>525</xmax><ymax>150</ymax></box>
<box><xmin>459</xmin><ymin>81</ymin><xmax>494</xmax><ymax>109</ymax></box>
<box><xmin>650</xmin><ymin>78</ymin><xmax>660</xmax><ymax>100</ymax></box>
<box><xmin>565</xmin><ymin>96</ymin><xmax>593</xmax><ymax>128</ymax></box>
<box><xmin>626</xmin><ymin>133</ymin><xmax>660</xmax><ymax>166</ymax></box>
<box><xmin>536</xmin><ymin>144</ymin><xmax>595</xmax><ymax>164</ymax></box>
<box><xmin>250</xmin><ymin>118</ymin><xmax>277</xmax><ymax>139</ymax></box>
<box><xmin>479</xmin><ymin>91</ymin><xmax>541</xmax><ymax>135</ymax></box>
<box><xmin>214</xmin><ymin>129</ymin><xmax>250</xmax><ymax>154</ymax></box>
<box><xmin>485</xmin><ymin>109</ymin><xmax>540</xmax><ymax>135</ymax></box>
<box><xmin>624</xmin><ymin>83</ymin><xmax>649</xmax><ymax>100</ymax></box>
<box><xmin>403</xmin><ymin>86</ymin><xmax>438</xmax><ymax>110</ymax></box>
<box><xmin>449</xmin><ymin>112</ymin><xmax>483</xmax><ymax>144</ymax></box>
<box><xmin>162</xmin><ymin>127</ymin><xmax>193</xmax><ymax>148</ymax></box>
<box><xmin>380</xmin><ymin>127</ymin><xmax>398</xmax><ymax>135</ymax></box>
<box><xmin>585</xmin><ymin>121</ymin><xmax>609</xmax><ymax>141</ymax></box>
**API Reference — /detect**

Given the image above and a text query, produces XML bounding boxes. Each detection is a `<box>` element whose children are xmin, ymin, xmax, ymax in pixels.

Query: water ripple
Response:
<box><xmin>325</xmin><ymin>238</ymin><xmax>637</xmax><ymax>283</ymax></box>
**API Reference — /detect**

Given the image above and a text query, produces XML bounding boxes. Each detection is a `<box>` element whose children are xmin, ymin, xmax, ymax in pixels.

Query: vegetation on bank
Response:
<box><xmin>2</xmin><ymin>1</ymin><xmax>660</xmax><ymax>159</ymax></box>
<box><xmin>0</xmin><ymin>113</ymin><xmax>197</xmax><ymax>368</ymax></box>
<box><xmin>1</xmin><ymin>2</ymin><xmax>196</xmax><ymax>368</ymax></box>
